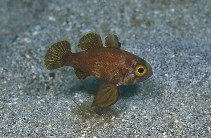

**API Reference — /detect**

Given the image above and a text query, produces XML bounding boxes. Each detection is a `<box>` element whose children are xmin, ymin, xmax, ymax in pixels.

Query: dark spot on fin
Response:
<box><xmin>44</xmin><ymin>40</ymin><xmax>71</xmax><ymax>70</ymax></box>
<box><xmin>74</xmin><ymin>68</ymin><xmax>89</xmax><ymax>79</ymax></box>
<box><xmin>78</xmin><ymin>32</ymin><xmax>103</xmax><ymax>50</ymax></box>
<box><xmin>92</xmin><ymin>81</ymin><xmax>119</xmax><ymax>108</ymax></box>
<box><xmin>105</xmin><ymin>34</ymin><xmax>121</xmax><ymax>48</ymax></box>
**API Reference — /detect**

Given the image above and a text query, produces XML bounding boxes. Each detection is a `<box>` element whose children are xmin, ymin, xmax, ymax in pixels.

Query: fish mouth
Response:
<box><xmin>148</xmin><ymin>64</ymin><xmax>153</xmax><ymax>77</ymax></box>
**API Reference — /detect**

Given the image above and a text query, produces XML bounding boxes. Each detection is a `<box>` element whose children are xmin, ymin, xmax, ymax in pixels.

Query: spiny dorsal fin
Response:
<box><xmin>74</xmin><ymin>68</ymin><xmax>89</xmax><ymax>79</ymax></box>
<box><xmin>44</xmin><ymin>40</ymin><xmax>71</xmax><ymax>70</ymax></box>
<box><xmin>91</xmin><ymin>81</ymin><xmax>119</xmax><ymax>108</ymax></box>
<box><xmin>105</xmin><ymin>34</ymin><xmax>121</xmax><ymax>48</ymax></box>
<box><xmin>78</xmin><ymin>32</ymin><xmax>103</xmax><ymax>50</ymax></box>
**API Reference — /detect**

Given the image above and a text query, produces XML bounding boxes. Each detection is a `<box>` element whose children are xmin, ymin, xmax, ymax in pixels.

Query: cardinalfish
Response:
<box><xmin>44</xmin><ymin>32</ymin><xmax>153</xmax><ymax>108</ymax></box>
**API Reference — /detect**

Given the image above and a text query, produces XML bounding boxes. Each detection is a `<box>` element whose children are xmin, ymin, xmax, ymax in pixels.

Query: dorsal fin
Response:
<box><xmin>105</xmin><ymin>34</ymin><xmax>121</xmax><ymax>48</ymax></box>
<box><xmin>78</xmin><ymin>32</ymin><xmax>103</xmax><ymax>50</ymax></box>
<box><xmin>74</xmin><ymin>68</ymin><xmax>89</xmax><ymax>79</ymax></box>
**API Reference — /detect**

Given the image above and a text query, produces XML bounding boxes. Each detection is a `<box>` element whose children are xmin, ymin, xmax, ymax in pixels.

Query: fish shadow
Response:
<box><xmin>119</xmin><ymin>85</ymin><xmax>138</xmax><ymax>97</ymax></box>
<box><xmin>72</xmin><ymin>76</ymin><xmax>99</xmax><ymax>95</ymax></box>
<box><xmin>120</xmin><ymin>77</ymin><xmax>164</xmax><ymax>100</ymax></box>
<box><xmin>69</xmin><ymin>76</ymin><xmax>164</xmax><ymax>119</ymax></box>
<box><xmin>73</xmin><ymin>76</ymin><xmax>163</xmax><ymax>101</ymax></box>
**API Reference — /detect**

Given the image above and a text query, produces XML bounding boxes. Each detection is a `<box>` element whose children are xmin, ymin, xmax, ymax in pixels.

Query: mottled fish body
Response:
<box><xmin>44</xmin><ymin>32</ymin><xmax>153</xmax><ymax>108</ymax></box>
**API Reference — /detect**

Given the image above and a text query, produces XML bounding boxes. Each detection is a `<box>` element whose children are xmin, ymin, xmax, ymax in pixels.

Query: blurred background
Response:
<box><xmin>0</xmin><ymin>0</ymin><xmax>210</xmax><ymax>137</ymax></box>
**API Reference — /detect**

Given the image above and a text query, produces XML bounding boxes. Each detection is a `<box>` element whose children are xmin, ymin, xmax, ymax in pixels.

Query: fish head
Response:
<box><xmin>120</xmin><ymin>57</ymin><xmax>153</xmax><ymax>85</ymax></box>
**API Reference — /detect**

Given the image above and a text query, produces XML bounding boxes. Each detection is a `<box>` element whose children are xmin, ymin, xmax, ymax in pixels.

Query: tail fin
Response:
<box><xmin>44</xmin><ymin>40</ymin><xmax>71</xmax><ymax>70</ymax></box>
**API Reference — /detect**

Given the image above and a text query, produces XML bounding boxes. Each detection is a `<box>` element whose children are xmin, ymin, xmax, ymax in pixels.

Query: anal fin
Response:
<box><xmin>92</xmin><ymin>81</ymin><xmax>119</xmax><ymax>108</ymax></box>
<box><xmin>74</xmin><ymin>69</ymin><xmax>89</xmax><ymax>79</ymax></box>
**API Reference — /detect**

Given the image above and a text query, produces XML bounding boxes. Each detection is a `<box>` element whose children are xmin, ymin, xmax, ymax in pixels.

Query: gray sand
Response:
<box><xmin>0</xmin><ymin>0</ymin><xmax>210</xmax><ymax>137</ymax></box>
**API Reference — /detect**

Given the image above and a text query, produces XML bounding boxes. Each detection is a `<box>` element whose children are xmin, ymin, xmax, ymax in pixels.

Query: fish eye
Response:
<box><xmin>134</xmin><ymin>65</ymin><xmax>147</xmax><ymax>77</ymax></box>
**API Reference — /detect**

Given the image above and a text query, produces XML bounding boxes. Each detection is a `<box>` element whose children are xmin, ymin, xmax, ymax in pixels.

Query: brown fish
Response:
<box><xmin>44</xmin><ymin>32</ymin><xmax>153</xmax><ymax>108</ymax></box>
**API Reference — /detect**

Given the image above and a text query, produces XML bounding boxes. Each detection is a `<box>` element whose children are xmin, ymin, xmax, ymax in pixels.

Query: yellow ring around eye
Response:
<box><xmin>134</xmin><ymin>65</ymin><xmax>147</xmax><ymax>77</ymax></box>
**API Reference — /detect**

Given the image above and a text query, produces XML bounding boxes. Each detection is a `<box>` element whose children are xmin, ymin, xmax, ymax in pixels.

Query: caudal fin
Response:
<box><xmin>44</xmin><ymin>40</ymin><xmax>71</xmax><ymax>70</ymax></box>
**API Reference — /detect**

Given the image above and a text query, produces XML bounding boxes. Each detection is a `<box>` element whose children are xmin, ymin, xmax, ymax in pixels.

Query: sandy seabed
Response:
<box><xmin>0</xmin><ymin>0</ymin><xmax>210</xmax><ymax>137</ymax></box>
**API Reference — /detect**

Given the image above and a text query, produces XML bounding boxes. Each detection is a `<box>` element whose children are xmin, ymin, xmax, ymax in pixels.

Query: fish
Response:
<box><xmin>44</xmin><ymin>32</ymin><xmax>153</xmax><ymax>108</ymax></box>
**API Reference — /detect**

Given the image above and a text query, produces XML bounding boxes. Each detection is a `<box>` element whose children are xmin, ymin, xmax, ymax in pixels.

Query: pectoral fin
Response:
<box><xmin>78</xmin><ymin>32</ymin><xmax>103</xmax><ymax>50</ymax></box>
<box><xmin>92</xmin><ymin>81</ymin><xmax>119</xmax><ymax>108</ymax></box>
<box><xmin>105</xmin><ymin>34</ymin><xmax>121</xmax><ymax>48</ymax></box>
